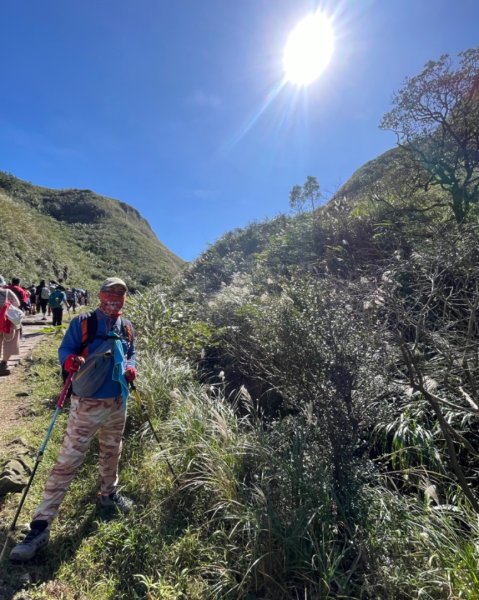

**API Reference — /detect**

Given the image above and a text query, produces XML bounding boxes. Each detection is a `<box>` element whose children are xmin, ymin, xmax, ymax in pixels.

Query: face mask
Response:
<box><xmin>99</xmin><ymin>291</ymin><xmax>126</xmax><ymax>317</ymax></box>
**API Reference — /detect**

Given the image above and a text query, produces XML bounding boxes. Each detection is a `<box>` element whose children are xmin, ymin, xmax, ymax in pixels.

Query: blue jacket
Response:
<box><xmin>59</xmin><ymin>309</ymin><xmax>136</xmax><ymax>399</ymax></box>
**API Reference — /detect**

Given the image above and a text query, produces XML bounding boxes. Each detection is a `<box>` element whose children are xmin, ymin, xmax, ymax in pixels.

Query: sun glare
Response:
<box><xmin>283</xmin><ymin>12</ymin><xmax>334</xmax><ymax>86</ymax></box>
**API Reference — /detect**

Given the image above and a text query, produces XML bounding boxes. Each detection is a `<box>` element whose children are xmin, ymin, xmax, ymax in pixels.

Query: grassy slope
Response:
<box><xmin>1</xmin><ymin>147</ymin><xmax>479</xmax><ymax>598</ymax></box>
<box><xmin>0</xmin><ymin>324</ymin><xmax>194</xmax><ymax>600</ymax></box>
<box><xmin>332</xmin><ymin>147</ymin><xmax>405</xmax><ymax>202</ymax></box>
<box><xmin>0</xmin><ymin>172</ymin><xmax>184</xmax><ymax>290</ymax></box>
<box><xmin>329</xmin><ymin>145</ymin><xmax>450</xmax><ymax>212</ymax></box>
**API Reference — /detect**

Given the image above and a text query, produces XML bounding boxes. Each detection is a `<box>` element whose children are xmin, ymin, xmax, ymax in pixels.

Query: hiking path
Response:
<box><xmin>0</xmin><ymin>315</ymin><xmax>50</xmax><ymax>451</ymax></box>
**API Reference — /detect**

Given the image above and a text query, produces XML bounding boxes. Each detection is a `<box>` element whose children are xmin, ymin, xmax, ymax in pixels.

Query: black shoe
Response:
<box><xmin>0</xmin><ymin>361</ymin><xmax>11</xmax><ymax>376</ymax></box>
<box><xmin>9</xmin><ymin>520</ymin><xmax>50</xmax><ymax>561</ymax></box>
<box><xmin>99</xmin><ymin>492</ymin><xmax>134</xmax><ymax>514</ymax></box>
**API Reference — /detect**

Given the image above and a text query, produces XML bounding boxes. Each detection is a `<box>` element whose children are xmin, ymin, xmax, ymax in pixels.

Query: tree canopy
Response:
<box><xmin>381</xmin><ymin>47</ymin><xmax>479</xmax><ymax>223</ymax></box>
<box><xmin>289</xmin><ymin>175</ymin><xmax>321</xmax><ymax>213</ymax></box>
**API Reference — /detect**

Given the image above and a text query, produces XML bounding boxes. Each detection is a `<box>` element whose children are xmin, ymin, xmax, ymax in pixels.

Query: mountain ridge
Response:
<box><xmin>0</xmin><ymin>171</ymin><xmax>183</xmax><ymax>289</ymax></box>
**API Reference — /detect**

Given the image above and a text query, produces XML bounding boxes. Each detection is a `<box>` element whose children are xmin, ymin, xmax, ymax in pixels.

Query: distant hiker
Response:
<box><xmin>0</xmin><ymin>276</ymin><xmax>21</xmax><ymax>377</ymax></box>
<box><xmin>7</xmin><ymin>277</ymin><xmax>30</xmax><ymax>312</ymax></box>
<box><xmin>10</xmin><ymin>277</ymin><xmax>137</xmax><ymax>562</ymax></box>
<box><xmin>36</xmin><ymin>280</ymin><xmax>50</xmax><ymax>321</ymax></box>
<box><xmin>66</xmin><ymin>288</ymin><xmax>78</xmax><ymax>313</ymax></box>
<box><xmin>48</xmin><ymin>285</ymin><xmax>67</xmax><ymax>326</ymax></box>
<box><xmin>28</xmin><ymin>285</ymin><xmax>37</xmax><ymax>315</ymax></box>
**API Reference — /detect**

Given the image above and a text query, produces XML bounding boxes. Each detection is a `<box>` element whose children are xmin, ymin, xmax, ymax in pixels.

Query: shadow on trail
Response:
<box><xmin>0</xmin><ymin>498</ymin><xmax>120</xmax><ymax>599</ymax></box>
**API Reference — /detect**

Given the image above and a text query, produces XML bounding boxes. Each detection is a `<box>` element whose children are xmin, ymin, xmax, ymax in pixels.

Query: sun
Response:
<box><xmin>283</xmin><ymin>12</ymin><xmax>334</xmax><ymax>86</ymax></box>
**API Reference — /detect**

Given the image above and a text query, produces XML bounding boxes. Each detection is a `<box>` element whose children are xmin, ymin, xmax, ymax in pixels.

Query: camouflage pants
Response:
<box><xmin>32</xmin><ymin>394</ymin><xmax>126</xmax><ymax>524</ymax></box>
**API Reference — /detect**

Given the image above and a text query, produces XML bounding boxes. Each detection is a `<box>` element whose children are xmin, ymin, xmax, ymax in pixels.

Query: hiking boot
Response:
<box><xmin>99</xmin><ymin>492</ymin><xmax>134</xmax><ymax>513</ymax></box>
<box><xmin>9</xmin><ymin>520</ymin><xmax>50</xmax><ymax>562</ymax></box>
<box><xmin>0</xmin><ymin>361</ymin><xmax>11</xmax><ymax>376</ymax></box>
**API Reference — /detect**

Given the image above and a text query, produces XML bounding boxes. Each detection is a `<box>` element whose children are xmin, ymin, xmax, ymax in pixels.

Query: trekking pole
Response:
<box><xmin>129</xmin><ymin>382</ymin><xmax>178</xmax><ymax>482</ymax></box>
<box><xmin>0</xmin><ymin>371</ymin><xmax>75</xmax><ymax>562</ymax></box>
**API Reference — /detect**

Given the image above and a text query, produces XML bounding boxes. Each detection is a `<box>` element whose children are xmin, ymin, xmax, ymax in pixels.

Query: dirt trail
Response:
<box><xmin>1</xmin><ymin>315</ymin><xmax>47</xmax><ymax>373</ymax></box>
<box><xmin>0</xmin><ymin>316</ymin><xmax>49</xmax><ymax>450</ymax></box>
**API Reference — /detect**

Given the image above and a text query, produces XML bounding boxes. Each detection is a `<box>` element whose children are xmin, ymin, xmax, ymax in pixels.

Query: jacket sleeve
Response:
<box><xmin>58</xmin><ymin>318</ymin><xmax>83</xmax><ymax>367</ymax></box>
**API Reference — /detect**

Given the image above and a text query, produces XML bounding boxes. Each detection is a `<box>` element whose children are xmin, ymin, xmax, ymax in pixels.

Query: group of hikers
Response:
<box><xmin>0</xmin><ymin>276</ymin><xmax>89</xmax><ymax>326</ymax></box>
<box><xmin>24</xmin><ymin>280</ymin><xmax>89</xmax><ymax>322</ymax></box>
<box><xmin>0</xmin><ymin>275</ymin><xmax>137</xmax><ymax>562</ymax></box>
<box><xmin>0</xmin><ymin>276</ymin><xmax>90</xmax><ymax>376</ymax></box>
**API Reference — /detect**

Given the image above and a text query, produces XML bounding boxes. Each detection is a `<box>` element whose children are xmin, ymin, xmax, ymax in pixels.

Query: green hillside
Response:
<box><xmin>331</xmin><ymin>147</ymin><xmax>409</xmax><ymax>201</ymax></box>
<box><xmin>2</xmin><ymin>146</ymin><xmax>479</xmax><ymax>599</ymax></box>
<box><xmin>2</xmin><ymin>47</ymin><xmax>479</xmax><ymax>600</ymax></box>
<box><xmin>331</xmin><ymin>146</ymin><xmax>447</xmax><ymax>210</ymax></box>
<box><xmin>0</xmin><ymin>171</ymin><xmax>183</xmax><ymax>290</ymax></box>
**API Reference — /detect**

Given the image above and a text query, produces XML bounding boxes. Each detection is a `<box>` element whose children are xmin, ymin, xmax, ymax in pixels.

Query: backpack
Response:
<box><xmin>69</xmin><ymin>312</ymin><xmax>134</xmax><ymax>396</ymax></box>
<box><xmin>71</xmin><ymin>337</ymin><xmax>117</xmax><ymax>397</ymax></box>
<box><xmin>48</xmin><ymin>289</ymin><xmax>64</xmax><ymax>308</ymax></box>
<box><xmin>62</xmin><ymin>311</ymin><xmax>133</xmax><ymax>388</ymax></box>
<box><xmin>10</xmin><ymin>286</ymin><xmax>29</xmax><ymax>311</ymax></box>
<box><xmin>78</xmin><ymin>311</ymin><xmax>133</xmax><ymax>356</ymax></box>
<box><xmin>40</xmin><ymin>287</ymin><xmax>50</xmax><ymax>300</ymax></box>
<box><xmin>0</xmin><ymin>301</ymin><xmax>12</xmax><ymax>334</ymax></box>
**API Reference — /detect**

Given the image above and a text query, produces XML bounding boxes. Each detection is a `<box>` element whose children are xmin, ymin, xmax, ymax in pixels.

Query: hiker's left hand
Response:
<box><xmin>124</xmin><ymin>367</ymin><xmax>136</xmax><ymax>383</ymax></box>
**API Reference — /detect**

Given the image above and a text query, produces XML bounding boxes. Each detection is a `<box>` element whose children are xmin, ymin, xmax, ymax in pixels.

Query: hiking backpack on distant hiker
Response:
<box><xmin>9</xmin><ymin>286</ymin><xmax>29</xmax><ymax>311</ymax></box>
<box><xmin>40</xmin><ymin>287</ymin><xmax>50</xmax><ymax>300</ymax></box>
<box><xmin>0</xmin><ymin>301</ymin><xmax>12</xmax><ymax>334</ymax></box>
<box><xmin>48</xmin><ymin>289</ymin><xmax>64</xmax><ymax>308</ymax></box>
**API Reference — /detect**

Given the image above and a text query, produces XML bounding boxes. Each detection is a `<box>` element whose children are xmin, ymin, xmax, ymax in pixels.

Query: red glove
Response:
<box><xmin>64</xmin><ymin>354</ymin><xmax>84</xmax><ymax>373</ymax></box>
<box><xmin>124</xmin><ymin>366</ymin><xmax>136</xmax><ymax>383</ymax></box>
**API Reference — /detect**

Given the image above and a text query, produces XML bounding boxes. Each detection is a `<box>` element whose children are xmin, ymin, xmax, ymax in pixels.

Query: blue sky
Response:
<box><xmin>1</xmin><ymin>1</ymin><xmax>478</xmax><ymax>261</ymax></box>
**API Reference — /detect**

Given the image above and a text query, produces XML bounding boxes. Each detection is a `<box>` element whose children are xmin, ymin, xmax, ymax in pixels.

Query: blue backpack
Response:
<box><xmin>48</xmin><ymin>289</ymin><xmax>64</xmax><ymax>308</ymax></box>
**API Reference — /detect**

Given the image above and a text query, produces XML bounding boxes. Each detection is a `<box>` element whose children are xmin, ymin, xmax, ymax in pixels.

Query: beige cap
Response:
<box><xmin>100</xmin><ymin>277</ymin><xmax>128</xmax><ymax>292</ymax></box>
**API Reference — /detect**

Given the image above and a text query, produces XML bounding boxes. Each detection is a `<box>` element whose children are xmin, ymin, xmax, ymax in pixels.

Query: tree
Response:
<box><xmin>289</xmin><ymin>176</ymin><xmax>321</xmax><ymax>213</ymax></box>
<box><xmin>372</xmin><ymin>223</ymin><xmax>479</xmax><ymax>512</ymax></box>
<box><xmin>381</xmin><ymin>48</ymin><xmax>479</xmax><ymax>223</ymax></box>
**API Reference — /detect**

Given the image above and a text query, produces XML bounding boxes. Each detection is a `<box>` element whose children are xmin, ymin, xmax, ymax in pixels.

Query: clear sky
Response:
<box><xmin>1</xmin><ymin>1</ymin><xmax>478</xmax><ymax>261</ymax></box>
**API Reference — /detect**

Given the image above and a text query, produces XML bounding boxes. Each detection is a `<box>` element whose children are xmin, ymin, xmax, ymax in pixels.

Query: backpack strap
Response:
<box><xmin>78</xmin><ymin>312</ymin><xmax>132</xmax><ymax>357</ymax></box>
<box><xmin>79</xmin><ymin>311</ymin><xmax>98</xmax><ymax>357</ymax></box>
<box><xmin>120</xmin><ymin>318</ymin><xmax>133</xmax><ymax>345</ymax></box>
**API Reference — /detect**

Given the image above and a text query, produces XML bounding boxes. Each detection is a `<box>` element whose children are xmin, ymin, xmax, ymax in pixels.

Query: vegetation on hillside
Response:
<box><xmin>381</xmin><ymin>48</ymin><xmax>479</xmax><ymax>223</ymax></box>
<box><xmin>0</xmin><ymin>172</ymin><xmax>183</xmax><ymax>290</ymax></box>
<box><xmin>1</xmin><ymin>47</ymin><xmax>478</xmax><ymax>599</ymax></box>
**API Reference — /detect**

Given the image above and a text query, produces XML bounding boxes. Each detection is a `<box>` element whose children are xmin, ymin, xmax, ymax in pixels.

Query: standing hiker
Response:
<box><xmin>28</xmin><ymin>285</ymin><xmax>37</xmax><ymax>315</ymax></box>
<box><xmin>7</xmin><ymin>277</ymin><xmax>30</xmax><ymax>312</ymax></box>
<box><xmin>0</xmin><ymin>276</ymin><xmax>21</xmax><ymax>377</ymax></box>
<box><xmin>10</xmin><ymin>277</ymin><xmax>137</xmax><ymax>561</ymax></box>
<box><xmin>66</xmin><ymin>288</ymin><xmax>78</xmax><ymax>313</ymax></box>
<box><xmin>48</xmin><ymin>285</ymin><xmax>67</xmax><ymax>326</ymax></box>
<box><xmin>36</xmin><ymin>280</ymin><xmax>50</xmax><ymax>321</ymax></box>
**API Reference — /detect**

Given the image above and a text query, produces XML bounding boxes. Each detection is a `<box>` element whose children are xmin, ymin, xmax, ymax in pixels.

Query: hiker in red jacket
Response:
<box><xmin>7</xmin><ymin>277</ymin><xmax>30</xmax><ymax>312</ymax></box>
<box><xmin>0</xmin><ymin>275</ymin><xmax>22</xmax><ymax>376</ymax></box>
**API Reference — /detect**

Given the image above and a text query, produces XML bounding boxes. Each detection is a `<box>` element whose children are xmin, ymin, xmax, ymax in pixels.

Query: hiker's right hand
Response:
<box><xmin>64</xmin><ymin>354</ymin><xmax>85</xmax><ymax>373</ymax></box>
